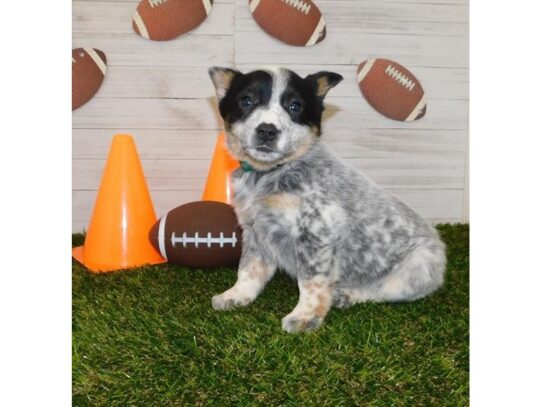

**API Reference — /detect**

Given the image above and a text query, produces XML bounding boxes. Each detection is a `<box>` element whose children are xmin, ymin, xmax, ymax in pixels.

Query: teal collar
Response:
<box><xmin>239</xmin><ymin>160</ymin><xmax>284</xmax><ymax>174</ymax></box>
<box><xmin>239</xmin><ymin>161</ymin><xmax>255</xmax><ymax>173</ymax></box>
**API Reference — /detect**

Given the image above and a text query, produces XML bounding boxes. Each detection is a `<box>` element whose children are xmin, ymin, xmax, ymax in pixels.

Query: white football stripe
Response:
<box><xmin>405</xmin><ymin>94</ymin><xmax>427</xmax><ymax>122</ymax></box>
<box><xmin>85</xmin><ymin>48</ymin><xmax>106</xmax><ymax>76</ymax></box>
<box><xmin>157</xmin><ymin>213</ymin><xmax>168</xmax><ymax>259</ymax></box>
<box><xmin>249</xmin><ymin>0</ymin><xmax>261</xmax><ymax>13</ymax></box>
<box><xmin>305</xmin><ymin>16</ymin><xmax>325</xmax><ymax>46</ymax></box>
<box><xmin>356</xmin><ymin>59</ymin><xmax>376</xmax><ymax>84</ymax></box>
<box><xmin>202</xmin><ymin>0</ymin><xmax>212</xmax><ymax>15</ymax></box>
<box><xmin>133</xmin><ymin>11</ymin><xmax>150</xmax><ymax>39</ymax></box>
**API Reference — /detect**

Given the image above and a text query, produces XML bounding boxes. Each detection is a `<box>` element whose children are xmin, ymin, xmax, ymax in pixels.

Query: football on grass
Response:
<box><xmin>149</xmin><ymin>201</ymin><xmax>242</xmax><ymax>268</ymax></box>
<box><xmin>72</xmin><ymin>48</ymin><xmax>107</xmax><ymax>110</ymax></box>
<box><xmin>249</xmin><ymin>0</ymin><xmax>326</xmax><ymax>47</ymax></box>
<box><xmin>133</xmin><ymin>0</ymin><xmax>213</xmax><ymax>41</ymax></box>
<box><xmin>357</xmin><ymin>58</ymin><xmax>426</xmax><ymax>122</ymax></box>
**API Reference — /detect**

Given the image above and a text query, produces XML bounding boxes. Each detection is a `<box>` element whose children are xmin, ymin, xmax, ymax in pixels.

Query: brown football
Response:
<box><xmin>149</xmin><ymin>201</ymin><xmax>242</xmax><ymax>268</ymax></box>
<box><xmin>72</xmin><ymin>48</ymin><xmax>107</xmax><ymax>111</ymax></box>
<box><xmin>133</xmin><ymin>0</ymin><xmax>213</xmax><ymax>41</ymax></box>
<box><xmin>357</xmin><ymin>58</ymin><xmax>426</xmax><ymax>122</ymax></box>
<box><xmin>249</xmin><ymin>0</ymin><xmax>326</xmax><ymax>47</ymax></box>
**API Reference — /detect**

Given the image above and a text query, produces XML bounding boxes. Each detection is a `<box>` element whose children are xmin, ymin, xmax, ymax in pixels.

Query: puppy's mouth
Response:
<box><xmin>253</xmin><ymin>144</ymin><xmax>276</xmax><ymax>153</ymax></box>
<box><xmin>245</xmin><ymin>144</ymin><xmax>284</xmax><ymax>163</ymax></box>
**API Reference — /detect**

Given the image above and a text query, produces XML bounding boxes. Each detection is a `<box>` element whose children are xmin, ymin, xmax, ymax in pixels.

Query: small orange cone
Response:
<box><xmin>202</xmin><ymin>133</ymin><xmax>240</xmax><ymax>204</ymax></box>
<box><xmin>72</xmin><ymin>134</ymin><xmax>166</xmax><ymax>272</ymax></box>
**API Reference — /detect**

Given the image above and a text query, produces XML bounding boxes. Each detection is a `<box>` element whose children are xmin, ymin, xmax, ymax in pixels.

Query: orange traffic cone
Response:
<box><xmin>202</xmin><ymin>133</ymin><xmax>240</xmax><ymax>204</ymax></box>
<box><xmin>72</xmin><ymin>134</ymin><xmax>166</xmax><ymax>272</ymax></box>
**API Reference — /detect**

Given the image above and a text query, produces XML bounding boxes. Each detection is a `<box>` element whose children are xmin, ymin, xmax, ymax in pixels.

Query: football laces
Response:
<box><xmin>282</xmin><ymin>0</ymin><xmax>311</xmax><ymax>15</ymax></box>
<box><xmin>171</xmin><ymin>231</ymin><xmax>238</xmax><ymax>248</ymax></box>
<box><xmin>385</xmin><ymin>64</ymin><xmax>416</xmax><ymax>91</ymax></box>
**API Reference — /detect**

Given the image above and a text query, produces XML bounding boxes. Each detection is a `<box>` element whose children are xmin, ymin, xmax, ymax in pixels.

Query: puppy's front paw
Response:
<box><xmin>281</xmin><ymin>313</ymin><xmax>323</xmax><ymax>333</ymax></box>
<box><xmin>212</xmin><ymin>289</ymin><xmax>252</xmax><ymax>311</ymax></box>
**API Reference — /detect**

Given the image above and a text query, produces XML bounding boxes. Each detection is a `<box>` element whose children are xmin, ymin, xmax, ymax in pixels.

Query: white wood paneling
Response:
<box><xmin>73</xmin><ymin>1</ymin><xmax>234</xmax><ymax>36</ymax></box>
<box><xmin>72</xmin><ymin>33</ymin><xmax>234</xmax><ymax>67</ymax></box>
<box><xmin>73</xmin><ymin>129</ymin><xmax>219</xmax><ymax>159</ymax></box>
<box><xmin>73</xmin><ymin>97</ymin><xmax>223</xmax><ymax>129</ymax></box>
<box><xmin>236</xmin><ymin>1</ymin><xmax>468</xmax><ymax>37</ymax></box>
<box><xmin>72</xmin><ymin>0</ymin><xmax>468</xmax><ymax>231</ymax></box>
<box><xmin>88</xmin><ymin>66</ymin><xmax>219</xmax><ymax>99</ymax></box>
<box><xmin>235</xmin><ymin>32</ymin><xmax>468</xmax><ymax>68</ymax></box>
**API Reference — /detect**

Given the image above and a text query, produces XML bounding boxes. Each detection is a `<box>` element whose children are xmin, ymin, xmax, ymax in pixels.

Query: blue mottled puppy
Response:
<box><xmin>208</xmin><ymin>67</ymin><xmax>446</xmax><ymax>333</ymax></box>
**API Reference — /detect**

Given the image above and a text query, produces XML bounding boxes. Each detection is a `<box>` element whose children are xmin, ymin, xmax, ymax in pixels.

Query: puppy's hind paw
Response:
<box><xmin>281</xmin><ymin>313</ymin><xmax>323</xmax><ymax>333</ymax></box>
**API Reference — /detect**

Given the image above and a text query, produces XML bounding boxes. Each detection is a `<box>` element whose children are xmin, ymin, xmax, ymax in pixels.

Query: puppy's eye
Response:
<box><xmin>240</xmin><ymin>96</ymin><xmax>253</xmax><ymax>107</ymax></box>
<box><xmin>289</xmin><ymin>101</ymin><xmax>302</xmax><ymax>113</ymax></box>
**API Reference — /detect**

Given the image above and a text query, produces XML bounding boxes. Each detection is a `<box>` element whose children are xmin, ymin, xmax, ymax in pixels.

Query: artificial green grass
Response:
<box><xmin>73</xmin><ymin>224</ymin><xmax>469</xmax><ymax>406</ymax></box>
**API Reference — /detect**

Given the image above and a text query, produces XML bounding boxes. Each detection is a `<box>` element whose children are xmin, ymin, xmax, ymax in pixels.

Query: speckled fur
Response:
<box><xmin>209</xmin><ymin>67</ymin><xmax>446</xmax><ymax>333</ymax></box>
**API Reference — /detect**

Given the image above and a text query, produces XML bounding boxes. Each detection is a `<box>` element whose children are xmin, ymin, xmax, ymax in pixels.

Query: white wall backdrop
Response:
<box><xmin>72</xmin><ymin>0</ymin><xmax>469</xmax><ymax>232</ymax></box>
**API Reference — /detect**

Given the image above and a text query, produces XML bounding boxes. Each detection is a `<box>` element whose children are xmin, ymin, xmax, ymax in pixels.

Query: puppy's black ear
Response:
<box><xmin>209</xmin><ymin>67</ymin><xmax>240</xmax><ymax>102</ymax></box>
<box><xmin>305</xmin><ymin>71</ymin><xmax>344</xmax><ymax>99</ymax></box>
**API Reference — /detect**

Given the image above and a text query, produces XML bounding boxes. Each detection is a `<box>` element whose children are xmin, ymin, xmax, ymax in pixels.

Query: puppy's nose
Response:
<box><xmin>256</xmin><ymin>123</ymin><xmax>279</xmax><ymax>143</ymax></box>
